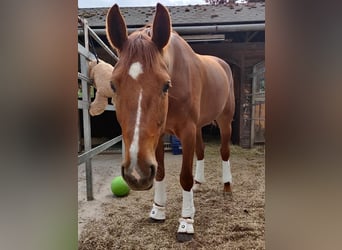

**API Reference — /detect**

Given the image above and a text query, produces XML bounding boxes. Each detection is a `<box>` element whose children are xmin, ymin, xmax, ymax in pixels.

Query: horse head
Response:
<box><xmin>106</xmin><ymin>4</ymin><xmax>172</xmax><ymax>190</ymax></box>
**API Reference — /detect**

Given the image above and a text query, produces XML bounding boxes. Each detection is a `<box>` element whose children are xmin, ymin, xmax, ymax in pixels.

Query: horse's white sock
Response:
<box><xmin>194</xmin><ymin>159</ymin><xmax>205</xmax><ymax>183</ymax></box>
<box><xmin>150</xmin><ymin>180</ymin><xmax>166</xmax><ymax>220</ymax></box>
<box><xmin>177</xmin><ymin>218</ymin><xmax>194</xmax><ymax>234</ymax></box>
<box><xmin>150</xmin><ymin>203</ymin><xmax>166</xmax><ymax>220</ymax></box>
<box><xmin>154</xmin><ymin>180</ymin><xmax>166</xmax><ymax>206</ymax></box>
<box><xmin>222</xmin><ymin>160</ymin><xmax>232</xmax><ymax>184</ymax></box>
<box><xmin>181</xmin><ymin>190</ymin><xmax>195</xmax><ymax>218</ymax></box>
<box><xmin>177</xmin><ymin>190</ymin><xmax>195</xmax><ymax>234</ymax></box>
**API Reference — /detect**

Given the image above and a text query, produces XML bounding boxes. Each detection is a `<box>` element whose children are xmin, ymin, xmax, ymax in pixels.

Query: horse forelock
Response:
<box><xmin>120</xmin><ymin>30</ymin><xmax>161</xmax><ymax>71</ymax></box>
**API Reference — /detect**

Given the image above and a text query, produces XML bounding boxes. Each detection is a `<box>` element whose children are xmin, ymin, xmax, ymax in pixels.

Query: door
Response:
<box><xmin>251</xmin><ymin>61</ymin><xmax>265</xmax><ymax>146</ymax></box>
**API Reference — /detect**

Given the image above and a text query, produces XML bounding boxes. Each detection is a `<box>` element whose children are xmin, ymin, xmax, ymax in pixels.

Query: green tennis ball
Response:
<box><xmin>111</xmin><ymin>176</ymin><xmax>130</xmax><ymax>197</ymax></box>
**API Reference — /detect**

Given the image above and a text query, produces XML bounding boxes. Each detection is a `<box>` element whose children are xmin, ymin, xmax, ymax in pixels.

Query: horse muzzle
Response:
<box><xmin>121</xmin><ymin>163</ymin><xmax>156</xmax><ymax>190</ymax></box>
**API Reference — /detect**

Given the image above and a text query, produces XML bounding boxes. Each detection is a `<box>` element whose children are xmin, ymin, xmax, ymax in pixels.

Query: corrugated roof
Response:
<box><xmin>78</xmin><ymin>3</ymin><xmax>265</xmax><ymax>28</ymax></box>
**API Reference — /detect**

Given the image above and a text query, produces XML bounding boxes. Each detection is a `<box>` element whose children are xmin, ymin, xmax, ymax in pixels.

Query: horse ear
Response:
<box><xmin>106</xmin><ymin>4</ymin><xmax>128</xmax><ymax>51</ymax></box>
<box><xmin>151</xmin><ymin>3</ymin><xmax>171</xmax><ymax>50</ymax></box>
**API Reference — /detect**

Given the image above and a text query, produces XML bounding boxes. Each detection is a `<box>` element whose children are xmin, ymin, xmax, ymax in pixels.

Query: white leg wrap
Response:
<box><xmin>177</xmin><ymin>218</ymin><xmax>194</xmax><ymax>234</ymax></box>
<box><xmin>149</xmin><ymin>180</ymin><xmax>166</xmax><ymax>220</ymax></box>
<box><xmin>194</xmin><ymin>159</ymin><xmax>205</xmax><ymax>183</ymax></box>
<box><xmin>181</xmin><ymin>190</ymin><xmax>195</xmax><ymax>218</ymax></box>
<box><xmin>154</xmin><ymin>180</ymin><xmax>166</xmax><ymax>206</ymax></box>
<box><xmin>222</xmin><ymin>160</ymin><xmax>232</xmax><ymax>184</ymax></box>
<box><xmin>149</xmin><ymin>203</ymin><xmax>166</xmax><ymax>220</ymax></box>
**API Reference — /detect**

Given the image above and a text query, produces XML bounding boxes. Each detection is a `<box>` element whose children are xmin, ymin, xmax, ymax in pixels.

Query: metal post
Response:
<box><xmin>121</xmin><ymin>139</ymin><xmax>125</xmax><ymax>162</ymax></box>
<box><xmin>81</xmin><ymin>19</ymin><xmax>94</xmax><ymax>201</ymax></box>
<box><xmin>250</xmin><ymin>64</ymin><xmax>257</xmax><ymax>148</ymax></box>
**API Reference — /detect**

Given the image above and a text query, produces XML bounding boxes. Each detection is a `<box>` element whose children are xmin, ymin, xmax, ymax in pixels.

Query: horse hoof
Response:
<box><xmin>176</xmin><ymin>233</ymin><xmax>193</xmax><ymax>242</ymax></box>
<box><xmin>223</xmin><ymin>190</ymin><xmax>233</xmax><ymax>201</ymax></box>
<box><xmin>192</xmin><ymin>183</ymin><xmax>201</xmax><ymax>192</ymax></box>
<box><xmin>149</xmin><ymin>217</ymin><xmax>165</xmax><ymax>223</ymax></box>
<box><xmin>223</xmin><ymin>182</ymin><xmax>232</xmax><ymax>193</ymax></box>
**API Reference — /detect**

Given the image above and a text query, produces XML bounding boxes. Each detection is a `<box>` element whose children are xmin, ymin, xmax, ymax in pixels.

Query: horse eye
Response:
<box><xmin>110</xmin><ymin>81</ymin><xmax>116</xmax><ymax>92</ymax></box>
<box><xmin>162</xmin><ymin>81</ymin><xmax>171</xmax><ymax>93</ymax></box>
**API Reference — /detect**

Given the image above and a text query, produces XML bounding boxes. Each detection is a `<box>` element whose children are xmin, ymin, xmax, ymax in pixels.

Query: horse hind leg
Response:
<box><xmin>216</xmin><ymin>117</ymin><xmax>233</xmax><ymax>194</ymax></box>
<box><xmin>193</xmin><ymin>128</ymin><xmax>205</xmax><ymax>192</ymax></box>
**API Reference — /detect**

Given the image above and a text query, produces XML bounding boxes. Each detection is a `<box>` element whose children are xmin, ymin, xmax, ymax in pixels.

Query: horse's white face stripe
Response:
<box><xmin>131</xmin><ymin>168</ymin><xmax>141</xmax><ymax>181</ymax></box>
<box><xmin>129</xmin><ymin>90</ymin><xmax>143</xmax><ymax>169</ymax></box>
<box><xmin>128</xmin><ymin>61</ymin><xmax>143</xmax><ymax>80</ymax></box>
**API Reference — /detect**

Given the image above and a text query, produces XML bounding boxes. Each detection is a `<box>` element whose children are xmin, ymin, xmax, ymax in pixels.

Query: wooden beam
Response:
<box><xmin>246</xmin><ymin>31</ymin><xmax>260</xmax><ymax>42</ymax></box>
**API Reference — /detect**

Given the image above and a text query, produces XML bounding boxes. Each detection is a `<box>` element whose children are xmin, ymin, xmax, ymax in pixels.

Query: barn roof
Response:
<box><xmin>78</xmin><ymin>3</ymin><xmax>265</xmax><ymax>28</ymax></box>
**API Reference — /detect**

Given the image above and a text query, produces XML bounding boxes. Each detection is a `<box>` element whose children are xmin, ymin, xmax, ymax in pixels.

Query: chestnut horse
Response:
<box><xmin>106</xmin><ymin>3</ymin><xmax>235</xmax><ymax>242</ymax></box>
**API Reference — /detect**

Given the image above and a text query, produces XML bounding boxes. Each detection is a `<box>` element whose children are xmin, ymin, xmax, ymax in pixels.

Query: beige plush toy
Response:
<box><xmin>88</xmin><ymin>59</ymin><xmax>115</xmax><ymax>116</ymax></box>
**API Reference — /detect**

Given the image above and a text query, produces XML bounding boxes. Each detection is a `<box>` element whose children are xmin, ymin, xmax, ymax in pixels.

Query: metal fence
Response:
<box><xmin>78</xmin><ymin>17</ymin><xmax>121</xmax><ymax>201</ymax></box>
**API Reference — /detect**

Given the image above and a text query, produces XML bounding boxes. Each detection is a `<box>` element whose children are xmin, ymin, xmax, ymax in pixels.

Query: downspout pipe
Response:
<box><xmin>78</xmin><ymin>23</ymin><xmax>265</xmax><ymax>36</ymax></box>
<box><xmin>173</xmin><ymin>23</ymin><xmax>264</xmax><ymax>34</ymax></box>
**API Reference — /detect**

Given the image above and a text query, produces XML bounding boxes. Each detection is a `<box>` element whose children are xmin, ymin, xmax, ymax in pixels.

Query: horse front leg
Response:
<box><xmin>176</xmin><ymin>127</ymin><xmax>196</xmax><ymax>242</ymax></box>
<box><xmin>149</xmin><ymin>136</ymin><xmax>166</xmax><ymax>222</ymax></box>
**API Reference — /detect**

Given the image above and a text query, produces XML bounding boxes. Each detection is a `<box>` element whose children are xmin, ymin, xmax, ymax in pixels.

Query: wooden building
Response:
<box><xmin>78</xmin><ymin>3</ymin><xmax>265</xmax><ymax>148</ymax></box>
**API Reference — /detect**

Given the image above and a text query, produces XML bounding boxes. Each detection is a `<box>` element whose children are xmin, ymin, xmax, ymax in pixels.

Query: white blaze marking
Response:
<box><xmin>131</xmin><ymin>168</ymin><xmax>141</xmax><ymax>181</ymax></box>
<box><xmin>129</xmin><ymin>90</ymin><xmax>143</xmax><ymax>172</ymax></box>
<box><xmin>128</xmin><ymin>61</ymin><xmax>143</xmax><ymax>80</ymax></box>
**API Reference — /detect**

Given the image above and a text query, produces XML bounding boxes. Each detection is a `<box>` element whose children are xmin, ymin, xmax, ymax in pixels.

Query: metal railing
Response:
<box><xmin>78</xmin><ymin>17</ymin><xmax>121</xmax><ymax>200</ymax></box>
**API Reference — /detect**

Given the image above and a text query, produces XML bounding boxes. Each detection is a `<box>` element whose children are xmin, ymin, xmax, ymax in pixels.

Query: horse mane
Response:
<box><xmin>119</xmin><ymin>27</ymin><xmax>161</xmax><ymax>71</ymax></box>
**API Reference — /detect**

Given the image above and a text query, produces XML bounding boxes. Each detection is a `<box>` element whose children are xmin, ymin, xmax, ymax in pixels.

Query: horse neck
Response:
<box><xmin>164</xmin><ymin>32</ymin><xmax>198</xmax><ymax>77</ymax></box>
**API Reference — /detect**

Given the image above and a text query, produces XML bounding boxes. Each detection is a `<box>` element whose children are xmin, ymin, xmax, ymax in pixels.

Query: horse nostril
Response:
<box><xmin>150</xmin><ymin>165</ymin><xmax>156</xmax><ymax>178</ymax></box>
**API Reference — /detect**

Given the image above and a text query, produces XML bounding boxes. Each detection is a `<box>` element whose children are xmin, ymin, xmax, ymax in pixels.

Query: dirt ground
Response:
<box><xmin>78</xmin><ymin>140</ymin><xmax>265</xmax><ymax>249</ymax></box>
